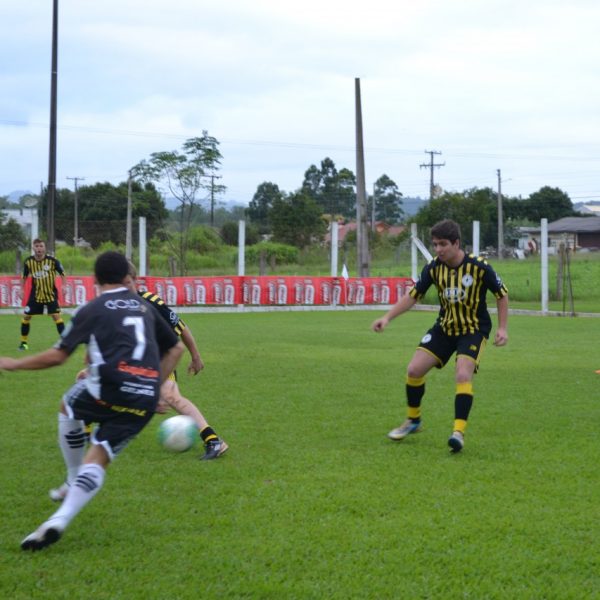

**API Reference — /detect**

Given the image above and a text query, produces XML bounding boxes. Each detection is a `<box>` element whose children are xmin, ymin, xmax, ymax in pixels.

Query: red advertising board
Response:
<box><xmin>0</xmin><ymin>275</ymin><xmax>413</xmax><ymax>308</ymax></box>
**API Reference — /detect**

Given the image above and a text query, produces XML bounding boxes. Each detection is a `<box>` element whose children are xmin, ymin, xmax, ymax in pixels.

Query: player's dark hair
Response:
<box><xmin>431</xmin><ymin>219</ymin><xmax>461</xmax><ymax>244</ymax></box>
<box><xmin>95</xmin><ymin>251</ymin><xmax>129</xmax><ymax>285</ymax></box>
<box><xmin>32</xmin><ymin>238</ymin><xmax>44</xmax><ymax>245</ymax></box>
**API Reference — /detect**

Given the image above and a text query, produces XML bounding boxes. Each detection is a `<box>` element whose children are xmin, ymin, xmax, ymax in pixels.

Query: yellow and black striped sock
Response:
<box><xmin>200</xmin><ymin>426</ymin><xmax>218</xmax><ymax>444</ymax></box>
<box><xmin>406</xmin><ymin>375</ymin><xmax>425</xmax><ymax>422</ymax></box>
<box><xmin>21</xmin><ymin>318</ymin><xmax>30</xmax><ymax>341</ymax></box>
<box><xmin>454</xmin><ymin>382</ymin><xmax>474</xmax><ymax>433</ymax></box>
<box><xmin>55</xmin><ymin>318</ymin><xmax>65</xmax><ymax>335</ymax></box>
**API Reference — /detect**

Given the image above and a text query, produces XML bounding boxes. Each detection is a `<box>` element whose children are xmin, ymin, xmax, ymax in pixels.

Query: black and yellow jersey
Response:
<box><xmin>138</xmin><ymin>291</ymin><xmax>186</xmax><ymax>337</ymax></box>
<box><xmin>409</xmin><ymin>253</ymin><xmax>508</xmax><ymax>337</ymax></box>
<box><xmin>23</xmin><ymin>255</ymin><xmax>65</xmax><ymax>304</ymax></box>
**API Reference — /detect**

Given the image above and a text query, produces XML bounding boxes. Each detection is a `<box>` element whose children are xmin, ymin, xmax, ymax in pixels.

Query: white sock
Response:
<box><xmin>49</xmin><ymin>463</ymin><xmax>106</xmax><ymax>528</ymax></box>
<box><xmin>58</xmin><ymin>413</ymin><xmax>87</xmax><ymax>484</ymax></box>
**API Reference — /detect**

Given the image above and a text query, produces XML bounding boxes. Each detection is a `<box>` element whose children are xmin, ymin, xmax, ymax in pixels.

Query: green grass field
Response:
<box><xmin>0</xmin><ymin>311</ymin><xmax>598</xmax><ymax>599</ymax></box>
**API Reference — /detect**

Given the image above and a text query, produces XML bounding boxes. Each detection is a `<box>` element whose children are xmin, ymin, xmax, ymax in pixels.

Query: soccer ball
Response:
<box><xmin>158</xmin><ymin>415</ymin><xmax>198</xmax><ymax>452</ymax></box>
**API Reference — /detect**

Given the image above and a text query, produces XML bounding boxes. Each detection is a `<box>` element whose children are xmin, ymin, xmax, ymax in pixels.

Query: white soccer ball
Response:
<box><xmin>158</xmin><ymin>415</ymin><xmax>198</xmax><ymax>452</ymax></box>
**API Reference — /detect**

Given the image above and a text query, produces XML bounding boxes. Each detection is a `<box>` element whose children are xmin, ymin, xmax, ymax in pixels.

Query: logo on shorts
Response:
<box><xmin>421</xmin><ymin>333</ymin><xmax>432</xmax><ymax>344</ymax></box>
<box><xmin>462</xmin><ymin>274</ymin><xmax>474</xmax><ymax>287</ymax></box>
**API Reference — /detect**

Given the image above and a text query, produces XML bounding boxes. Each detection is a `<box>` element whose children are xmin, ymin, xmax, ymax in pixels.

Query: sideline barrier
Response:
<box><xmin>0</xmin><ymin>275</ymin><xmax>413</xmax><ymax>308</ymax></box>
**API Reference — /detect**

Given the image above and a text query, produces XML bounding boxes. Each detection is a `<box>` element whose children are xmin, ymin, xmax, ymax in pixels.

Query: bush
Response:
<box><xmin>186</xmin><ymin>226</ymin><xmax>223</xmax><ymax>253</ymax></box>
<box><xmin>245</xmin><ymin>241</ymin><xmax>299</xmax><ymax>265</ymax></box>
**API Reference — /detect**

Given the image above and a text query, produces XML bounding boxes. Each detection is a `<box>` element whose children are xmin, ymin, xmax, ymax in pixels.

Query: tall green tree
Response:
<box><xmin>247</xmin><ymin>182</ymin><xmax>283</xmax><ymax>234</ymax></box>
<box><xmin>372</xmin><ymin>174</ymin><xmax>404</xmax><ymax>224</ymax></box>
<box><xmin>414</xmin><ymin>187</ymin><xmax>497</xmax><ymax>247</ymax></box>
<box><xmin>132</xmin><ymin>132</ymin><xmax>225</xmax><ymax>274</ymax></box>
<box><xmin>523</xmin><ymin>186</ymin><xmax>574</xmax><ymax>222</ymax></box>
<box><xmin>301</xmin><ymin>157</ymin><xmax>356</xmax><ymax>219</ymax></box>
<box><xmin>0</xmin><ymin>212</ymin><xmax>27</xmax><ymax>250</ymax></box>
<box><xmin>269</xmin><ymin>192</ymin><xmax>327</xmax><ymax>248</ymax></box>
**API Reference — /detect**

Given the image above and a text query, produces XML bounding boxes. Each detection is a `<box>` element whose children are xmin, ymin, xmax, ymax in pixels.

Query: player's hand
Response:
<box><xmin>493</xmin><ymin>328</ymin><xmax>508</xmax><ymax>346</ymax></box>
<box><xmin>372</xmin><ymin>317</ymin><xmax>389</xmax><ymax>332</ymax></box>
<box><xmin>0</xmin><ymin>357</ymin><xmax>19</xmax><ymax>371</ymax></box>
<box><xmin>187</xmin><ymin>355</ymin><xmax>204</xmax><ymax>375</ymax></box>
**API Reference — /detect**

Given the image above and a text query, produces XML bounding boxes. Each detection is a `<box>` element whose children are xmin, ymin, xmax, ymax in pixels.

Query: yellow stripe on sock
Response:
<box><xmin>407</xmin><ymin>376</ymin><xmax>425</xmax><ymax>387</ymax></box>
<box><xmin>407</xmin><ymin>406</ymin><xmax>421</xmax><ymax>419</ymax></box>
<box><xmin>456</xmin><ymin>382</ymin><xmax>473</xmax><ymax>396</ymax></box>
<box><xmin>454</xmin><ymin>419</ymin><xmax>467</xmax><ymax>433</ymax></box>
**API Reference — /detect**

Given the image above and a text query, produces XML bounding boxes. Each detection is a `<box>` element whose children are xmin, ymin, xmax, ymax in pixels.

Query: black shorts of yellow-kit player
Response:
<box><xmin>417</xmin><ymin>324</ymin><xmax>486</xmax><ymax>370</ymax></box>
<box><xmin>24</xmin><ymin>298</ymin><xmax>61</xmax><ymax>315</ymax></box>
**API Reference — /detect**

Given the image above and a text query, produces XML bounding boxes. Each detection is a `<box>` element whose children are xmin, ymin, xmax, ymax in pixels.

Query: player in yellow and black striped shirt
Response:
<box><xmin>19</xmin><ymin>239</ymin><xmax>66</xmax><ymax>350</ymax></box>
<box><xmin>129</xmin><ymin>265</ymin><xmax>228</xmax><ymax>461</ymax></box>
<box><xmin>372</xmin><ymin>219</ymin><xmax>509</xmax><ymax>453</ymax></box>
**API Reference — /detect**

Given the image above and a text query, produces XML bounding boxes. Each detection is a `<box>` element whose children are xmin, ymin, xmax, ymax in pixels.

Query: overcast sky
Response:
<box><xmin>1</xmin><ymin>0</ymin><xmax>599</xmax><ymax>206</ymax></box>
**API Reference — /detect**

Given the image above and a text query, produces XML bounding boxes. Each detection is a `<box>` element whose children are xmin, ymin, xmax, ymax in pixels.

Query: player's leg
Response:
<box><xmin>49</xmin><ymin>401</ymin><xmax>88</xmax><ymax>502</ymax></box>
<box><xmin>388</xmin><ymin>327</ymin><xmax>449</xmax><ymax>441</ymax></box>
<box><xmin>49</xmin><ymin>302</ymin><xmax>65</xmax><ymax>335</ymax></box>
<box><xmin>22</xmin><ymin>407</ymin><xmax>150</xmax><ymax>551</ymax></box>
<box><xmin>22</xmin><ymin>444</ymin><xmax>109</xmax><ymax>551</ymax></box>
<box><xmin>448</xmin><ymin>334</ymin><xmax>485</xmax><ymax>453</ymax></box>
<box><xmin>19</xmin><ymin>314</ymin><xmax>32</xmax><ymax>350</ymax></box>
<box><xmin>160</xmin><ymin>379</ymin><xmax>228</xmax><ymax>460</ymax></box>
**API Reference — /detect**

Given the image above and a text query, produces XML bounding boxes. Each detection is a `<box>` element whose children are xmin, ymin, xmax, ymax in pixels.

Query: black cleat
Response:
<box><xmin>21</xmin><ymin>521</ymin><xmax>65</xmax><ymax>551</ymax></box>
<box><xmin>201</xmin><ymin>439</ymin><xmax>229</xmax><ymax>460</ymax></box>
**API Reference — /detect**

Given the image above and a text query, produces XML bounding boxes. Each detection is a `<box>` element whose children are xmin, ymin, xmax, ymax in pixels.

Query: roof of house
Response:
<box><xmin>547</xmin><ymin>216</ymin><xmax>600</xmax><ymax>233</ymax></box>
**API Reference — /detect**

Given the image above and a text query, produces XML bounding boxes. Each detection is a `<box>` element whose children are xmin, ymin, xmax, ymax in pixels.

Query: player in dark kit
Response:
<box><xmin>0</xmin><ymin>251</ymin><xmax>184</xmax><ymax>551</ymax></box>
<box><xmin>372</xmin><ymin>219</ymin><xmax>509</xmax><ymax>453</ymax></box>
<box><xmin>19</xmin><ymin>238</ymin><xmax>66</xmax><ymax>350</ymax></box>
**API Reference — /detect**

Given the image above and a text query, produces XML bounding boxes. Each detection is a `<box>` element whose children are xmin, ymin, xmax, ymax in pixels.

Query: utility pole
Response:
<box><xmin>126</xmin><ymin>170</ymin><xmax>133</xmax><ymax>260</ymax></box>
<box><xmin>355</xmin><ymin>77</ymin><xmax>370</xmax><ymax>277</ymax></box>
<box><xmin>420</xmin><ymin>150</ymin><xmax>445</xmax><ymax>201</ymax></box>
<box><xmin>67</xmin><ymin>176</ymin><xmax>84</xmax><ymax>246</ymax></box>
<box><xmin>46</xmin><ymin>0</ymin><xmax>59</xmax><ymax>254</ymax></box>
<box><xmin>497</xmin><ymin>169</ymin><xmax>504</xmax><ymax>258</ymax></box>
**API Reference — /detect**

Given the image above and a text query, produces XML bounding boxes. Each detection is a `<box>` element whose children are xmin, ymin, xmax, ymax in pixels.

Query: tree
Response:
<box><xmin>247</xmin><ymin>182</ymin><xmax>283</xmax><ymax>234</ymax></box>
<box><xmin>414</xmin><ymin>187</ymin><xmax>496</xmax><ymax>247</ymax></box>
<box><xmin>523</xmin><ymin>186</ymin><xmax>575</xmax><ymax>222</ymax></box>
<box><xmin>301</xmin><ymin>157</ymin><xmax>356</xmax><ymax>220</ymax></box>
<box><xmin>36</xmin><ymin>181</ymin><xmax>166</xmax><ymax>248</ymax></box>
<box><xmin>132</xmin><ymin>132</ymin><xmax>225</xmax><ymax>274</ymax></box>
<box><xmin>221</xmin><ymin>221</ymin><xmax>259</xmax><ymax>246</ymax></box>
<box><xmin>372</xmin><ymin>174</ymin><xmax>404</xmax><ymax>224</ymax></box>
<box><xmin>0</xmin><ymin>212</ymin><xmax>27</xmax><ymax>250</ymax></box>
<box><xmin>269</xmin><ymin>192</ymin><xmax>327</xmax><ymax>248</ymax></box>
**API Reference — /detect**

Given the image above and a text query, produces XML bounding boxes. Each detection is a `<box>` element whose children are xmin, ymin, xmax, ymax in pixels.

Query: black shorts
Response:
<box><xmin>24</xmin><ymin>298</ymin><xmax>61</xmax><ymax>315</ymax></box>
<box><xmin>63</xmin><ymin>380</ymin><xmax>155</xmax><ymax>460</ymax></box>
<box><xmin>418</xmin><ymin>324</ymin><xmax>487</xmax><ymax>369</ymax></box>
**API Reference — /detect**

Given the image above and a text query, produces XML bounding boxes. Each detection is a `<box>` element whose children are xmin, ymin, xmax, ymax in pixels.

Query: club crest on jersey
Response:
<box><xmin>444</xmin><ymin>287</ymin><xmax>465</xmax><ymax>303</ymax></box>
<box><xmin>462</xmin><ymin>274</ymin><xmax>474</xmax><ymax>287</ymax></box>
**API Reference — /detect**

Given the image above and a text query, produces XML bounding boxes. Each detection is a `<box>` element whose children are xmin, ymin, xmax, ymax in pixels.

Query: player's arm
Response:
<box><xmin>372</xmin><ymin>294</ymin><xmax>418</xmax><ymax>332</ymax></box>
<box><xmin>180</xmin><ymin>327</ymin><xmax>204</xmax><ymax>375</ymax></box>
<box><xmin>0</xmin><ymin>348</ymin><xmax>69</xmax><ymax>371</ymax></box>
<box><xmin>494</xmin><ymin>294</ymin><xmax>509</xmax><ymax>346</ymax></box>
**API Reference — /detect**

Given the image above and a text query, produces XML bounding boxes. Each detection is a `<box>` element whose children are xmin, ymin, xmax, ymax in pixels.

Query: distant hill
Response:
<box><xmin>6</xmin><ymin>190</ymin><xmax>33</xmax><ymax>202</ymax></box>
<box><xmin>402</xmin><ymin>196</ymin><xmax>427</xmax><ymax>217</ymax></box>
